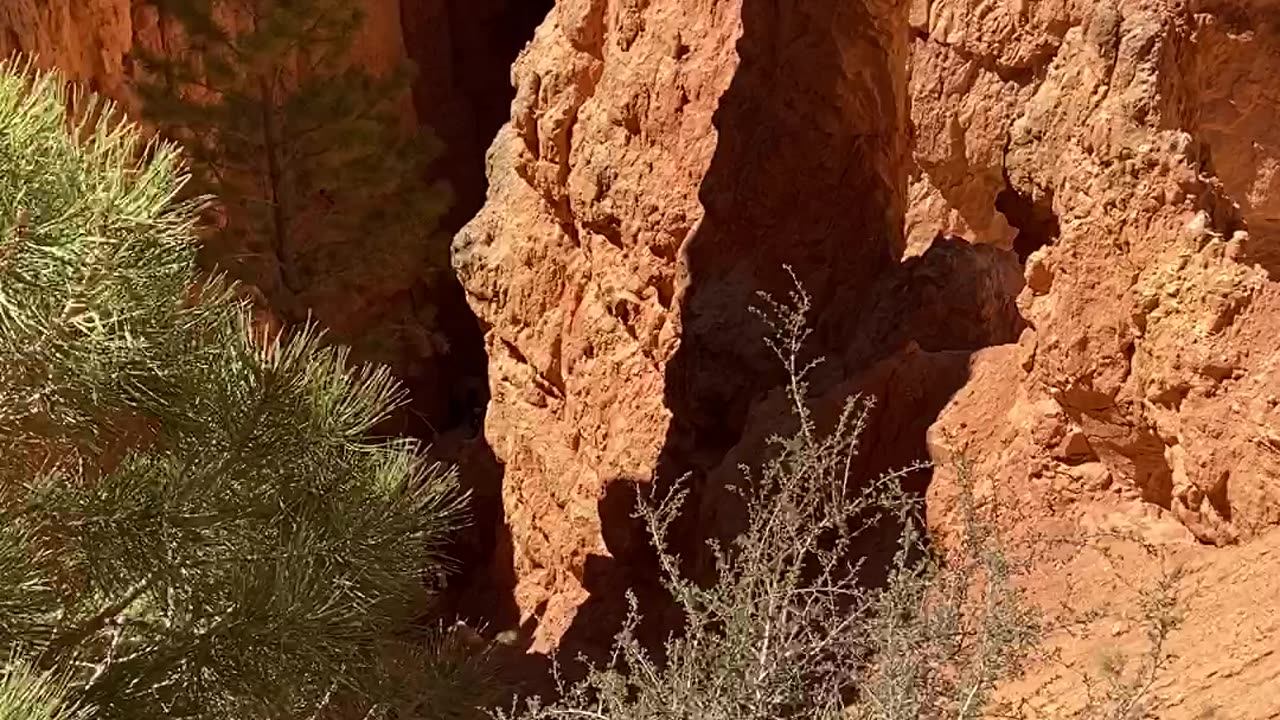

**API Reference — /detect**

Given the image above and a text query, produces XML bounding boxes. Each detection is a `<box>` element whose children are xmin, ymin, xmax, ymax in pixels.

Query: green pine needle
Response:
<box><xmin>0</xmin><ymin>59</ymin><xmax>487</xmax><ymax>720</ymax></box>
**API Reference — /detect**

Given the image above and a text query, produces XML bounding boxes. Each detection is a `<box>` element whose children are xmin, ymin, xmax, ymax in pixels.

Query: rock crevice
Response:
<box><xmin>456</xmin><ymin>0</ymin><xmax>1280</xmax><ymax>656</ymax></box>
<box><xmin>455</xmin><ymin>0</ymin><xmax>1039</xmax><ymax>653</ymax></box>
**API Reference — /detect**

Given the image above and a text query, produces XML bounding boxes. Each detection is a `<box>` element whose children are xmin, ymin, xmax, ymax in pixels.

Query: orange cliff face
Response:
<box><xmin>455</xmin><ymin>0</ymin><xmax>1280</xmax><ymax>709</ymax></box>
<box><xmin>918</xmin><ymin>0</ymin><xmax>1280</xmax><ymax>548</ymax></box>
<box><xmin>0</xmin><ymin>0</ymin><xmax>135</xmax><ymax>104</ymax></box>
<box><xmin>914</xmin><ymin>4</ymin><xmax>1280</xmax><ymax>709</ymax></box>
<box><xmin>453</xmin><ymin>0</ymin><xmax>1029</xmax><ymax>653</ymax></box>
<box><xmin>0</xmin><ymin>0</ymin><xmax>410</xmax><ymax>108</ymax></box>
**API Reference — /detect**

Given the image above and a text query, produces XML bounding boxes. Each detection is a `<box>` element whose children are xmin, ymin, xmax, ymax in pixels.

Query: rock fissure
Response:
<box><xmin>455</xmin><ymin>0</ymin><xmax>1280</xmax><ymax>668</ymax></box>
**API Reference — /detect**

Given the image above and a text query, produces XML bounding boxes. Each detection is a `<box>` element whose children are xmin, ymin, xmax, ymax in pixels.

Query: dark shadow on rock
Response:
<box><xmin>676</xmin><ymin>233</ymin><xmax>1029</xmax><ymax>588</ymax></box>
<box><xmin>396</xmin><ymin>0</ymin><xmax>554</xmax><ymax>436</ymax></box>
<box><xmin>401</xmin><ymin>0</ymin><xmax>554</xmax><ymax>231</ymax></box>
<box><xmin>389</xmin><ymin>0</ymin><xmax>560</xmax><ymax>696</ymax></box>
<box><xmin>424</xmin><ymin>429</ymin><xmax>559</xmax><ymax>701</ymax></box>
<box><xmin>648</xmin><ymin>0</ymin><xmax>917</xmax><ymax>599</ymax></box>
<box><xmin>394</xmin><ymin>0</ymin><xmax>553</xmax><ymax>678</ymax></box>
<box><xmin>996</xmin><ymin>184</ymin><xmax>1061</xmax><ymax>263</ymax></box>
<box><xmin>549</xmin><ymin>477</ymin><xmax>684</xmax><ymax>679</ymax></box>
<box><xmin>505</xmin><ymin>0</ymin><xmax>1029</xmax><ymax>692</ymax></box>
<box><xmin>658</xmin><ymin>0</ymin><xmax>911</xmax><ymax>478</ymax></box>
<box><xmin>427</xmin><ymin>428</ymin><xmax>512</xmax><ymax>621</ymax></box>
<box><xmin>544</xmin><ymin>0</ymin><xmax>918</xmax><ymax>664</ymax></box>
<box><xmin>653</xmin><ymin>0</ymin><xmax>915</xmax><ymax>594</ymax></box>
<box><xmin>553</xmin><ymin>229</ymin><xmax>1029</xmax><ymax>664</ymax></box>
<box><xmin>1238</xmin><ymin>220</ymin><xmax>1280</xmax><ymax>280</ymax></box>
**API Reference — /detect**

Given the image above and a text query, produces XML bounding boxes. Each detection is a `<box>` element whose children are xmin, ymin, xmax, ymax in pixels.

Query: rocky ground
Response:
<box><xmin>1009</xmin><ymin>520</ymin><xmax>1280</xmax><ymax>718</ymax></box>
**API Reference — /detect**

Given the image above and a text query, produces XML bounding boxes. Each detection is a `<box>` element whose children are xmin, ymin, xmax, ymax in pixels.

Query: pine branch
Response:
<box><xmin>38</xmin><ymin>575</ymin><xmax>156</xmax><ymax>666</ymax></box>
<box><xmin>0</xmin><ymin>659</ymin><xmax>90</xmax><ymax>720</ymax></box>
<box><xmin>0</xmin><ymin>59</ymin><xmax>486</xmax><ymax>720</ymax></box>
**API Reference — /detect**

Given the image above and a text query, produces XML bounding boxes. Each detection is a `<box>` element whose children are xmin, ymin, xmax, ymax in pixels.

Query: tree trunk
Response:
<box><xmin>257</xmin><ymin>74</ymin><xmax>303</xmax><ymax>302</ymax></box>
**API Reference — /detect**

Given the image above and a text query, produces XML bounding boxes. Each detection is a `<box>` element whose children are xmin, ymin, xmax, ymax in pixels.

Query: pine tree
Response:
<box><xmin>135</xmin><ymin>0</ymin><xmax>451</xmax><ymax>330</ymax></box>
<box><xmin>0</xmin><ymin>63</ymin><xmax>496</xmax><ymax>719</ymax></box>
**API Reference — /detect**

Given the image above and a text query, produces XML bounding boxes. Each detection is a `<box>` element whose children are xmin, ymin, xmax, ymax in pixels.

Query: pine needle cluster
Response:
<box><xmin>0</xmin><ymin>63</ymin><xmax>489</xmax><ymax>720</ymax></box>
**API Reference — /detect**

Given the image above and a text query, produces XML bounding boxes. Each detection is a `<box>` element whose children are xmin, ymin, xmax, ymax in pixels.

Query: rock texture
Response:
<box><xmin>0</xmin><ymin>0</ymin><xmax>135</xmax><ymax>101</ymax></box>
<box><xmin>0</xmin><ymin>0</ymin><xmax>410</xmax><ymax>119</ymax></box>
<box><xmin>1006</xmin><ymin>525</ymin><xmax>1280</xmax><ymax>718</ymax></box>
<box><xmin>455</xmin><ymin>0</ymin><xmax>746</xmax><ymax>650</ymax></box>
<box><xmin>458</xmin><ymin>0</ymin><xmax>1280</xmax><ymax>665</ymax></box>
<box><xmin>918</xmin><ymin>0</ymin><xmax>1280</xmax><ymax>549</ymax></box>
<box><xmin>455</xmin><ymin>0</ymin><xmax>1031</xmax><ymax>652</ymax></box>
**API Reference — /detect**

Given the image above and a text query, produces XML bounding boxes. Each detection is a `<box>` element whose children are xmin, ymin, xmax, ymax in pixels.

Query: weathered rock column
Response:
<box><xmin>455</xmin><ymin>0</ymin><xmax>913</xmax><ymax>651</ymax></box>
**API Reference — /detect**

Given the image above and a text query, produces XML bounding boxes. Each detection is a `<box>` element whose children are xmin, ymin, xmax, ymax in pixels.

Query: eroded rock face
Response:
<box><xmin>459</xmin><ymin>0</ymin><xmax>1280</xmax><ymax>656</ymax></box>
<box><xmin>0</xmin><ymin>0</ymin><xmax>134</xmax><ymax>101</ymax></box>
<box><xmin>919</xmin><ymin>0</ymin><xmax>1280</xmax><ymax>547</ymax></box>
<box><xmin>454</xmin><ymin>0</ymin><xmax>743</xmax><ymax>651</ymax></box>
<box><xmin>0</xmin><ymin>0</ymin><xmax>410</xmax><ymax>122</ymax></box>
<box><xmin>454</xmin><ymin>0</ymin><xmax>1039</xmax><ymax>652</ymax></box>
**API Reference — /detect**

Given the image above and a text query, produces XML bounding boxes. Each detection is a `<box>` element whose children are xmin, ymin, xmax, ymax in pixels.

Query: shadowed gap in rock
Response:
<box><xmin>461</xmin><ymin>0</ymin><xmax>1031</xmax><ymax>693</ymax></box>
<box><xmin>550</xmin><ymin>0</ymin><xmax>938</xmax><ymax>666</ymax></box>
<box><xmin>996</xmin><ymin>184</ymin><xmax>1061</xmax><ymax>263</ymax></box>
<box><xmin>395</xmin><ymin>0</ymin><xmax>552</xmax><ymax>649</ymax></box>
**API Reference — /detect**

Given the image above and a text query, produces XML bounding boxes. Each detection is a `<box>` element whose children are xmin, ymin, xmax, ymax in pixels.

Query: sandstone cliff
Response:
<box><xmin>455</xmin><ymin>0</ymin><xmax>1280</xmax><ymax>707</ymax></box>
<box><xmin>0</xmin><ymin>0</ymin><xmax>137</xmax><ymax>112</ymax></box>
<box><xmin>919</xmin><ymin>0</ymin><xmax>1280</xmax><ymax>548</ymax></box>
<box><xmin>455</xmin><ymin>0</ymin><xmax>1028</xmax><ymax>652</ymax></box>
